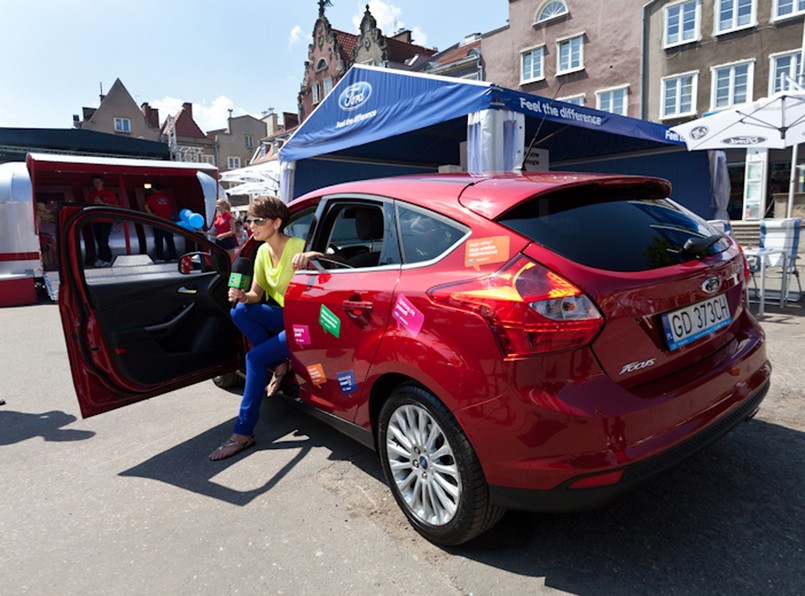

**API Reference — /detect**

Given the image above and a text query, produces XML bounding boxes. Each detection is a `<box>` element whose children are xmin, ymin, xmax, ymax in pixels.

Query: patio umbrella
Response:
<box><xmin>671</xmin><ymin>90</ymin><xmax>805</xmax><ymax>218</ymax></box>
<box><xmin>670</xmin><ymin>90</ymin><xmax>805</xmax><ymax>151</ymax></box>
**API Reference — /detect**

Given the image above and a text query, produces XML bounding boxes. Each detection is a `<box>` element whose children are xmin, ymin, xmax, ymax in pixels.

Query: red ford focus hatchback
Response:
<box><xmin>57</xmin><ymin>172</ymin><xmax>770</xmax><ymax>545</ymax></box>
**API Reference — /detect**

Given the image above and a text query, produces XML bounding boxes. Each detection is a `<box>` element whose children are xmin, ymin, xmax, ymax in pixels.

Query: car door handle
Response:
<box><xmin>342</xmin><ymin>300</ymin><xmax>373</xmax><ymax>313</ymax></box>
<box><xmin>178</xmin><ymin>286</ymin><xmax>197</xmax><ymax>295</ymax></box>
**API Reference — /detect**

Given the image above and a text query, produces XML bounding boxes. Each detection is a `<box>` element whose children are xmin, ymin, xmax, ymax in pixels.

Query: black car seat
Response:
<box><xmin>348</xmin><ymin>208</ymin><xmax>384</xmax><ymax>267</ymax></box>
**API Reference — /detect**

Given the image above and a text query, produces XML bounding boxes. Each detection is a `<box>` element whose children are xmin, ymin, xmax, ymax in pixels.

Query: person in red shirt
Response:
<box><xmin>87</xmin><ymin>175</ymin><xmax>120</xmax><ymax>266</ymax></box>
<box><xmin>144</xmin><ymin>184</ymin><xmax>178</xmax><ymax>261</ymax></box>
<box><xmin>206</xmin><ymin>198</ymin><xmax>238</xmax><ymax>258</ymax></box>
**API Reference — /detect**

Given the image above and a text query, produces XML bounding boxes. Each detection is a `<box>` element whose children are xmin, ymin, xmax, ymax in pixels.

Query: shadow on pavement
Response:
<box><xmin>0</xmin><ymin>409</ymin><xmax>95</xmax><ymax>445</ymax></box>
<box><xmin>455</xmin><ymin>419</ymin><xmax>804</xmax><ymax>595</ymax></box>
<box><xmin>119</xmin><ymin>398</ymin><xmax>381</xmax><ymax>507</ymax></box>
<box><xmin>115</xmin><ymin>399</ymin><xmax>803</xmax><ymax>593</ymax></box>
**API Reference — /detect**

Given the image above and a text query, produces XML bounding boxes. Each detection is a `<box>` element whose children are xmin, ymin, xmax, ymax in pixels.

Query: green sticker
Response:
<box><xmin>319</xmin><ymin>304</ymin><xmax>341</xmax><ymax>338</ymax></box>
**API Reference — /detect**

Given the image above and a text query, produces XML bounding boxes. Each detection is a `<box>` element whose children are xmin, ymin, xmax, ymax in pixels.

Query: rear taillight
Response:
<box><xmin>428</xmin><ymin>256</ymin><xmax>603</xmax><ymax>357</ymax></box>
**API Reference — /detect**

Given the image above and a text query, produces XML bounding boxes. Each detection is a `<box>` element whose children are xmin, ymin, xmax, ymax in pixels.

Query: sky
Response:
<box><xmin>0</xmin><ymin>0</ymin><xmax>509</xmax><ymax>132</ymax></box>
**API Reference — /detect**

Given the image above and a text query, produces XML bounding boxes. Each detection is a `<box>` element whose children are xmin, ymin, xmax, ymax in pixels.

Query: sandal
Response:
<box><xmin>266</xmin><ymin>359</ymin><xmax>290</xmax><ymax>398</ymax></box>
<box><xmin>208</xmin><ymin>434</ymin><xmax>254</xmax><ymax>461</ymax></box>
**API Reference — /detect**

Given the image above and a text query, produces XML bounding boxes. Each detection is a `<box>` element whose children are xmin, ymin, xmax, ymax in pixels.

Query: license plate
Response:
<box><xmin>661</xmin><ymin>294</ymin><xmax>732</xmax><ymax>351</ymax></box>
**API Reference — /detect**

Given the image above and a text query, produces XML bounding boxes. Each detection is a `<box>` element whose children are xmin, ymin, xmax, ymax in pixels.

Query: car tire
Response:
<box><xmin>378</xmin><ymin>384</ymin><xmax>505</xmax><ymax>546</ymax></box>
<box><xmin>212</xmin><ymin>372</ymin><xmax>241</xmax><ymax>389</ymax></box>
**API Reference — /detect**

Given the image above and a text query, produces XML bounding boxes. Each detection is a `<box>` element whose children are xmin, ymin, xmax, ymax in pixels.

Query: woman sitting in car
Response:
<box><xmin>209</xmin><ymin>195</ymin><xmax>320</xmax><ymax>461</ymax></box>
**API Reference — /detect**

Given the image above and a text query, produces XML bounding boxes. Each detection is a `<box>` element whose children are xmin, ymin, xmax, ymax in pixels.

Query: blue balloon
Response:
<box><xmin>176</xmin><ymin>220</ymin><xmax>194</xmax><ymax>232</ymax></box>
<box><xmin>179</xmin><ymin>208</ymin><xmax>192</xmax><ymax>222</ymax></box>
<box><xmin>188</xmin><ymin>213</ymin><xmax>204</xmax><ymax>229</ymax></box>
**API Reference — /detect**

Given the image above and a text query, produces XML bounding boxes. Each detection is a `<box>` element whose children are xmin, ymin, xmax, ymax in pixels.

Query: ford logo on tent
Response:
<box><xmin>338</xmin><ymin>82</ymin><xmax>372</xmax><ymax>111</ymax></box>
<box><xmin>722</xmin><ymin>136</ymin><xmax>766</xmax><ymax>146</ymax></box>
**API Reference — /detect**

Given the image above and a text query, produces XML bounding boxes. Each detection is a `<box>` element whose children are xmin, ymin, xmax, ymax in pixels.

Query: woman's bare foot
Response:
<box><xmin>208</xmin><ymin>433</ymin><xmax>254</xmax><ymax>461</ymax></box>
<box><xmin>266</xmin><ymin>360</ymin><xmax>289</xmax><ymax>397</ymax></box>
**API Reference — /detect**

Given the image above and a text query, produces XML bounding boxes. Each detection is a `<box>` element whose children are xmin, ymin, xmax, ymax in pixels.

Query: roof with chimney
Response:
<box><xmin>164</xmin><ymin>102</ymin><xmax>206</xmax><ymax>138</ymax></box>
<box><xmin>385</xmin><ymin>35</ymin><xmax>436</xmax><ymax>67</ymax></box>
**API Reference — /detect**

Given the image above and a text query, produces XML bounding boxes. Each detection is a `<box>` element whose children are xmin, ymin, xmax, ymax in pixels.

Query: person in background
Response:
<box><xmin>235</xmin><ymin>218</ymin><xmax>249</xmax><ymax>246</ymax></box>
<box><xmin>207</xmin><ymin>199</ymin><xmax>238</xmax><ymax>258</ymax></box>
<box><xmin>208</xmin><ymin>195</ymin><xmax>321</xmax><ymax>461</ymax></box>
<box><xmin>87</xmin><ymin>174</ymin><xmax>120</xmax><ymax>267</ymax></box>
<box><xmin>144</xmin><ymin>184</ymin><xmax>178</xmax><ymax>262</ymax></box>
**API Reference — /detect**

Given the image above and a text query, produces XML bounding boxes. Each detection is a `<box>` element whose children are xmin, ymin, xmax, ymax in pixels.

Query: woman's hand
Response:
<box><xmin>292</xmin><ymin>251</ymin><xmax>323</xmax><ymax>271</ymax></box>
<box><xmin>228</xmin><ymin>287</ymin><xmax>247</xmax><ymax>303</ymax></box>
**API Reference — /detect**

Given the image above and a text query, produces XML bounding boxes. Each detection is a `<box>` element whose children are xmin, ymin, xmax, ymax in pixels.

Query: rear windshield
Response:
<box><xmin>497</xmin><ymin>189</ymin><xmax>730</xmax><ymax>272</ymax></box>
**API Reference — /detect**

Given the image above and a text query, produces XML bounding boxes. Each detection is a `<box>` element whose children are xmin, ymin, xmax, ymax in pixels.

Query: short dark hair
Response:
<box><xmin>250</xmin><ymin>195</ymin><xmax>288</xmax><ymax>226</ymax></box>
<box><xmin>91</xmin><ymin>174</ymin><xmax>103</xmax><ymax>181</ymax></box>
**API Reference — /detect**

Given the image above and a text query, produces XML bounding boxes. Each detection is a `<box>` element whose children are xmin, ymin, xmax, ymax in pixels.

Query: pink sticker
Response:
<box><xmin>293</xmin><ymin>324</ymin><xmax>311</xmax><ymax>347</ymax></box>
<box><xmin>392</xmin><ymin>295</ymin><xmax>424</xmax><ymax>338</ymax></box>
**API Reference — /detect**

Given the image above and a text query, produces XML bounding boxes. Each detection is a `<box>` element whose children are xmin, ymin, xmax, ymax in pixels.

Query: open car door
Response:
<box><xmin>57</xmin><ymin>205</ymin><xmax>240</xmax><ymax>418</ymax></box>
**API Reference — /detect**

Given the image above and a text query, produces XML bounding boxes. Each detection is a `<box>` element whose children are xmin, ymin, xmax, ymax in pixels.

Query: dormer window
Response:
<box><xmin>536</xmin><ymin>0</ymin><xmax>569</xmax><ymax>24</ymax></box>
<box><xmin>114</xmin><ymin>117</ymin><xmax>131</xmax><ymax>133</ymax></box>
<box><xmin>316</xmin><ymin>58</ymin><xmax>328</xmax><ymax>71</ymax></box>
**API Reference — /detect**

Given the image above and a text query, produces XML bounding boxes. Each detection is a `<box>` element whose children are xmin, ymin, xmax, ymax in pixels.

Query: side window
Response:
<box><xmin>285</xmin><ymin>208</ymin><xmax>315</xmax><ymax>244</ymax></box>
<box><xmin>76</xmin><ymin>212</ymin><xmax>214</xmax><ymax>287</ymax></box>
<box><xmin>314</xmin><ymin>201</ymin><xmax>400</xmax><ymax>268</ymax></box>
<box><xmin>397</xmin><ymin>205</ymin><xmax>468</xmax><ymax>264</ymax></box>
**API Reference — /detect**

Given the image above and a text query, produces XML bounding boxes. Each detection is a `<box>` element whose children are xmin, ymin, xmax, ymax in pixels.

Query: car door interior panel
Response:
<box><xmin>64</xmin><ymin>210</ymin><xmax>239</xmax><ymax>392</ymax></box>
<box><xmin>84</xmin><ymin>272</ymin><xmax>237</xmax><ymax>386</ymax></box>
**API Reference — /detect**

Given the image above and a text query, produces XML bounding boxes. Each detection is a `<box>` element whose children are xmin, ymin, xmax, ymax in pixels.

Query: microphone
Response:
<box><xmin>228</xmin><ymin>257</ymin><xmax>252</xmax><ymax>306</ymax></box>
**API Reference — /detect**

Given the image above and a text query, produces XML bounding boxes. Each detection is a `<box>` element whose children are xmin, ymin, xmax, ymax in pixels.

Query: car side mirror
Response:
<box><xmin>178</xmin><ymin>252</ymin><xmax>213</xmax><ymax>274</ymax></box>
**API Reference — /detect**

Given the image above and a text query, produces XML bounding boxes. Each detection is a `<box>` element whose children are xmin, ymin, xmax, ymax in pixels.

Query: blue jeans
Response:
<box><xmin>230</xmin><ymin>302</ymin><xmax>289</xmax><ymax>436</ymax></box>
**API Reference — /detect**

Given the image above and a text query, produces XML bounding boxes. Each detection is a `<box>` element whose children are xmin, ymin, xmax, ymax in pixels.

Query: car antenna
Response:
<box><xmin>517</xmin><ymin>81</ymin><xmax>563</xmax><ymax>173</ymax></box>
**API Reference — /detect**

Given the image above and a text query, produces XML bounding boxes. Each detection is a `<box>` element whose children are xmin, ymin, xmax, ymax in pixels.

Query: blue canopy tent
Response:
<box><xmin>280</xmin><ymin>65</ymin><xmax>714</xmax><ymax>217</ymax></box>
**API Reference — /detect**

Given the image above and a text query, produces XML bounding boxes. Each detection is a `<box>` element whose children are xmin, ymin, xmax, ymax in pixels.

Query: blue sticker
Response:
<box><xmin>337</xmin><ymin>370</ymin><xmax>358</xmax><ymax>395</ymax></box>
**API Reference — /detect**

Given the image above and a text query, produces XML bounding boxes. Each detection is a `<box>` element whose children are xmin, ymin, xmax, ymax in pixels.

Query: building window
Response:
<box><xmin>556</xmin><ymin>34</ymin><xmax>584</xmax><ymax>75</ymax></box>
<box><xmin>716</xmin><ymin>0</ymin><xmax>754</xmax><ymax>34</ymax></box>
<box><xmin>312</xmin><ymin>82</ymin><xmax>321</xmax><ymax>105</ymax></box>
<box><xmin>535</xmin><ymin>0</ymin><xmax>568</xmax><ymax>24</ymax></box>
<box><xmin>661</xmin><ymin>72</ymin><xmax>698</xmax><ymax>118</ymax></box>
<box><xmin>113</xmin><ymin>117</ymin><xmax>131</xmax><ymax>133</ymax></box>
<box><xmin>201</xmin><ymin>155</ymin><xmax>215</xmax><ymax>165</ymax></box>
<box><xmin>711</xmin><ymin>60</ymin><xmax>753</xmax><ymax>110</ymax></box>
<box><xmin>323</xmin><ymin>77</ymin><xmax>333</xmax><ymax>97</ymax></box>
<box><xmin>227</xmin><ymin>156</ymin><xmax>241</xmax><ymax>169</ymax></box>
<box><xmin>558</xmin><ymin>94</ymin><xmax>585</xmax><ymax>106</ymax></box>
<box><xmin>770</xmin><ymin>51</ymin><xmax>803</xmax><ymax>93</ymax></box>
<box><xmin>245</xmin><ymin>135</ymin><xmax>254</xmax><ymax>149</ymax></box>
<box><xmin>775</xmin><ymin>0</ymin><xmax>805</xmax><ymax>19</ymax></box>
<box><xmin>664</xmin><ymin>0</ymin><xmax>700</xmax><ymax>47</ymax></box>
<box><xmin>520</xmin><ymin>46</ymin><xmax>545</xmax><ymax>83</ymax></box>
<box><xmin>316</xmin><ymin>58</ymin><xmax>328</xmax><ymax>71</ymax></box>
<box><xmin>596</xmin><ymin>86</ymin><xmax>629</xmax><ymax>116</ymax></box>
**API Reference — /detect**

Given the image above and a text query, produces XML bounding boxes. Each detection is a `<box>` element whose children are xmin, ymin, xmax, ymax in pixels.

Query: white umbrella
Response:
<box><xmin>224</xmin><ymin>181</ymin><xmax>279</xmax><ymax>196</ymax></box>
<box><xmin>670</xmin><ymin>90</ymin><xmax>805</xmax><ymax>218</ymax></box>
<box><xmin>671</xmin><ymin>91</ymin><xmax>805</xmax><ymax>150</ymax></box>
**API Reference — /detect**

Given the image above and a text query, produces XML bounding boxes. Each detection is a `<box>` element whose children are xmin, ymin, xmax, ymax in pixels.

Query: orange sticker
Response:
<box><xmin>464</xmin><ymin>236</ymin><xmax>510</xmax><ymax>270</ymax></box>
<box><xmin>307</xmin><ymin>363</ymin><xmax>327</xmax><ymax>387</ymax></box>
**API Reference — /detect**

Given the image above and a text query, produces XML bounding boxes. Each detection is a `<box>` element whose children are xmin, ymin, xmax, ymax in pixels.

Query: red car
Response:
<box><xmin>56</xmin><ymin>172</ymin><xmax>770</xmax><ymax>546</ymax></box>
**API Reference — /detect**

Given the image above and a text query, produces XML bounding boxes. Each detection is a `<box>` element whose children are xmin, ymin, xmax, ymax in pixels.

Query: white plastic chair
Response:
<box><xmin>752</xmin><ymin>218</ymin><xmax>802</xmax><ymax>302</ymax></box>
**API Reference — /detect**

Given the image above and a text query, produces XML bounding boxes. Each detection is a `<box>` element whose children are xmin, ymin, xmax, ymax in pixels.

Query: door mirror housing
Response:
<box><xmin>178</xmin><ymin>252</ymin><xmax>213</xmax><ymax>274</ymax></box>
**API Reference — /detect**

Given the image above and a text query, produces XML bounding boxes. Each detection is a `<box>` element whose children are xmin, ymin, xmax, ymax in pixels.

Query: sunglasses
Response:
<box><xmin>245</xmin><ymin>217</ymin><xmax>271</xmax><ymax>226</ymax></box>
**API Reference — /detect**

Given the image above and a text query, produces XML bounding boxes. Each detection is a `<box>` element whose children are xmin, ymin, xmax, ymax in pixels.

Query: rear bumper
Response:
<box><xmin>489</xmin><ymin>379</ymin><xmax>769</xmax><ymax>512</ymax></box>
